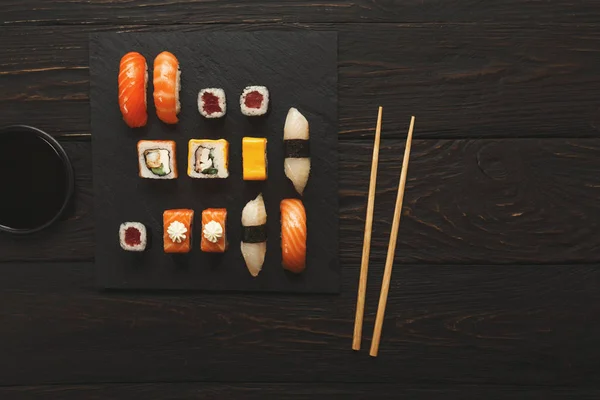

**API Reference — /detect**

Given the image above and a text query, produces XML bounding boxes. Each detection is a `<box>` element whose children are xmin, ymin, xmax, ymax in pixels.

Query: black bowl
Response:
<box><xmin>0</xmin><ymin>125</ymin><xmax>74</xmax><ymax>234</ymax></box>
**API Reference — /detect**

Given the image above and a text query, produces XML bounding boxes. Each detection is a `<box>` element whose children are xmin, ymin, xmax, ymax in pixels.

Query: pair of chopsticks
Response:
<box><xmin>352</xmin><ymin>107</ymin><xmax>415</xmax><ymax>357</ymax></box>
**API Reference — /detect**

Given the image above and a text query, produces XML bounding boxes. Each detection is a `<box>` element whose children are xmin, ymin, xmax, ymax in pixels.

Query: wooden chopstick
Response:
<box><xmin>352</xmin><ymin>106</ymin><xmax>383</xmax><ymax>351</ymax></box>
<box><xmin>369</xmin><ymin>116</ymin><xmax>415</xmax><ymax>357</ymax></box>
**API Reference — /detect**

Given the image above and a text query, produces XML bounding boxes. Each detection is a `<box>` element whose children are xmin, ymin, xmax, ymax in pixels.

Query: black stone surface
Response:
<box><xmin>90</xmin><ymin>31</ymin><xmax>338</xmax><ymax>293</ymax></box>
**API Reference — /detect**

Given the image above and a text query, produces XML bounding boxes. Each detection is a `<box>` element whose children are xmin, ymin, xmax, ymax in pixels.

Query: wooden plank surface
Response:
<box><xmin>2</xmin><ymin>138</ymin><xmax>599</xmax><ymax>264</ymax></box>
<box><xmin>2</xmin><ymin>0</ymin><xmax>600</xmax><ymax>394</ymax></box>
<box><xmin>1</xmin><ymin>262</ymin><xmax>599</xmax><ymax>386</ymax></box>
<box><xmin>3</xmin><ymin>383</ymin><xmax>600</xmax><ymax>400</ymax></box>
<box><xmin>1</xmin><ymin>24</ymin><xmax>599</xmax><ymax>139</ymax></box>
<box><xmin>2</xmin><ymin>0</ymin><xmax>598</xmax><ymax>25</ymax></box>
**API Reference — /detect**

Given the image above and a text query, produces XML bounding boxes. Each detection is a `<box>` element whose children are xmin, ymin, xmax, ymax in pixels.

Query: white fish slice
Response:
<box><xmin>284</xmin><ymin>108</ymin><xmax>311</xmax><ymax>195</ymax></box>
<box><xmin>241</xmin><ymin>193</ymin><xmax>267</xmax><ymax>277</ymax></box>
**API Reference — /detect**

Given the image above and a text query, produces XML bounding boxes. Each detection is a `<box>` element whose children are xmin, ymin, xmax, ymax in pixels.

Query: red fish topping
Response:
<box><xmin>202</xmin><ymin>92</ymin><xmax>222</xmax><ymax>115</ymax></box>
<box><xmin>244</xmin><ymin>91</ymin><xmax>263</xmax><ymax>109</ymax></box>
<box><xmin>124</xmin><ymin>227</ymin><xmax>141</xmax><ymax>246</ymax></box>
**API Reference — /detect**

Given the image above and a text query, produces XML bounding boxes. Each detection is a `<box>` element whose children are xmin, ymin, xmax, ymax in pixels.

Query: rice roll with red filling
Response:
<box><xmin>240</xmin><ymin>86</ymin><xmax>269</xmax><ymax>116</ymax></box>
<box><xmin>119</xmin><ymin>222</ymin><xmax>147</xmax><ymax>251</ymax></box>
<box><xmin>198</xmin><ymin>88</ymin><xmax>226</xmax><ymax>118</ymax></box>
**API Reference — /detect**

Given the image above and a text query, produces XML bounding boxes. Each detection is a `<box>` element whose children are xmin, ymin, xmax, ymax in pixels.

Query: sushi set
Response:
<box><xmin>90</xmin><ymin>31</ymin><xmax>339</xmax><ymax>293</ymax></box>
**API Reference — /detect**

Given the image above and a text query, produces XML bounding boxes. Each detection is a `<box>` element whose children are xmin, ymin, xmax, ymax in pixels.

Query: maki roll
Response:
<box><xmin>137</xmin><ymin>140</ymin><xmax>178</xmax><ymax>179</ymax></box>
<box><xmin>153</xmin><ymin>51</ymin><xmax>181</xmax><ymax>124</ymax></box>
<box><xmin>187</xmin><ymin>139</ymin><xmax>229</xmax><ymax>179</ymax></box>
<box><xmin>163</xmin><ymin>209</ymin><xmax>194</xmax><ymax>253</ymax></box>
<box><xmin>118</xmin><ymin>52</ymin><xmax>148</xmax><ymax>128</ymax></box>
<box><xmin>201</xmin><ymin>208</ymin><xmax>228</xmax><ymax>253</ymax></box>
<box><xmin>198</xmin><ymin>88</ymin><xmax>226</xmax><ymax>118</ymax></box>
<box><xmin>119</xmin><ymin>221</ymin><xmax>147</xmax><ymax>251</ymax></box>
<box><xmin>241</xmin><ymin>194</ymin><xmax>267</xmax><ymax>277</ymax></box>
<box><xmin>280</xmin><ymin>199</ymin><xmax>307</xmax><ymax>273</ymax></box>
<box><xmin>240</xmin><ymin>86</ymin><xmax>269</xmax><ymax>116</ymax></box>
<box><xmin>284</xmin><ymin>107</ymin><xmax>311</xmax><ymax>195</ymax></box>
<box><xmin>242</xmin><ymin>137</ymin><xmax>267</xmax><ymax>181</ymax></box>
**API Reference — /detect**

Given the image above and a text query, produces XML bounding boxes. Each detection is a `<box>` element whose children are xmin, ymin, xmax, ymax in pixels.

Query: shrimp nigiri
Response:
<box><xmin>241</xmin><ymin>194</ymin><xmax>267</xmax><ymax>277</ymax></box>
<box><xmin>153</xmin><ymin>51</ymin><xmax>181</xmax><ymax>124</ymax></box>
<box><xmin>118</xmin><ymin>52</ymin><xmax>148</xmax><ymax>128</ymax></box>
<box><xmin>280</xmin><ymin>199</ymin><xmax>307</xmax><ymax>273</ymax></box>
<box><xmin>284</xmin><ymin>107</ymin><xmax>310</xmax><ymax>195</ymax></box>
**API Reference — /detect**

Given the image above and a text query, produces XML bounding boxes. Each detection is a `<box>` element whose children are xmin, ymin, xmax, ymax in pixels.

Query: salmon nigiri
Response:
<box><xmin>201</xmin><ymin>208</ymin><xmax>228</xmax><ymax>253</ymax></box>
<box><xmin>118</xmin><ymin>52</ymin><xmax>148</xmax><ymax>128</ymax></box>
<box><xmin>163</xmin><ymin>209</ymin><xmax>193</xmax><ymax>253</ymax></box>
<box><xmin>280</xmin><ymin>199</ymin><xmax>307</xmax><ymax>273</ymax></box>
<box><xmin>153</xmin><ymin>51</ymin><xmax>181</xmax><ymax>124</ymax></box>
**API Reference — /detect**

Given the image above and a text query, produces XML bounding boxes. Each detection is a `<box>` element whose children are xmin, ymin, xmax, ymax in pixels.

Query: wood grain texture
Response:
<box><xmin>2</xmin><ymin>0</ymin><xmax>598</xmax><ymax>25</ymax></box>
<box><xmin>1</xmin><ymin>137</ymin><xmax>599</xmax><ymax>264</ymax></box>
<box><xmin>2</xmin><ymin>0</ymin><xmax>600</xmax><ymax>391</ymax></box>
<box><xmin>1</xmin><ymin>262</ymin><xmax>600</xmax><ymax>386</ymax></box>
<box><xmin>3</xmin><ymin>383</ymin><xmax>600</xmax><ymax>400</ymax></box>
<box><xmin>1</xmin><ymin>23</ymin><xmax>599</xmax><ymax>139</ymax></box>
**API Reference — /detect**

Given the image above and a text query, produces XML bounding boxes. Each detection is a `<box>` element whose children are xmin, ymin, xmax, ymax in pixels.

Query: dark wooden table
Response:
<box><xmin>2</xmin><ymin>2</ymin><xmax>600</xmax><ymax>398</ymax></box>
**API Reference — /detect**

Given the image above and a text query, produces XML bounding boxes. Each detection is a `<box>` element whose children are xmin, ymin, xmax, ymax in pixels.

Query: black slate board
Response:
<box><xmin>89</xmin><ymin>32</ymin><xmax>339</xmax><ymax>293</ymax></box>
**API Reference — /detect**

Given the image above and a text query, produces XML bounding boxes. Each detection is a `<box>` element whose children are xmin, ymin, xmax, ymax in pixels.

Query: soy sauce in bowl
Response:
<box><xmin>0</xmin><ymin>126</ymin><xmax>74</xmax><ymax>234</ymax></box>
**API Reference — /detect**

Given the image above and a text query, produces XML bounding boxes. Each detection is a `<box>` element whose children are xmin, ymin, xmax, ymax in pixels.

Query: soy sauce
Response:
<box><xmin>0</xmin><ymin>130</ymin><xmax>68</xmax><ymax>230</ymax></box>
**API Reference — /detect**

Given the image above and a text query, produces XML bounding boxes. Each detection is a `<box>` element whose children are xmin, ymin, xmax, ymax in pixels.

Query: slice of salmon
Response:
<box><xmin>118</xmin><ymin>52</ymin><xmax>147</xmax><ymax>128</ymax></box>
<box><xmin>153</xmin><ymin>51</ymin><xmax>180</xmax><ymax>124</ymax></box>
<box><xmin>280</xmin><ymin>199</ymin><xmax>307</xmax><ymax>273</ymax></box>
<box><xmin>201</xmin><ymin>208</ymin><xmax>227</xmax><ymax>253</ymax></box>
<box><xmin>163</xmin><ymin>209</ymin><xmax>194</xmax><ymax>253</ymax></box>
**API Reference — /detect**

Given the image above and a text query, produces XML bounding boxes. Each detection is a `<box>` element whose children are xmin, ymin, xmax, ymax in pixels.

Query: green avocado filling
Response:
<box><xmin>151</xmin><ymin>165</ymin><xmax>167</xmax><ymax>176</ymax></box>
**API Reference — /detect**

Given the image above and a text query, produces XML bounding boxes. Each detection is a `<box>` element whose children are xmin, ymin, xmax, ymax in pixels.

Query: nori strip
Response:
<box><xmin>242</xmin><ymin>225</ymin><xmax>267</xmax><ymax>243</ymax></box>
<box><xmin>284</xmin><ymin>139</ymin><xmax>310</xmax><ymax>158</ymax></box>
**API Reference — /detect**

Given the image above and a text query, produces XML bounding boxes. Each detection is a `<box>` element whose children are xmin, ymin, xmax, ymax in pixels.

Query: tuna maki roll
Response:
<box><xmin>240</xmin><ymin>86</ymin><xmax>269</xmax><ymax>116</ymax></box>
<box><xmin>119</xmin><ymin>221</ymin><xmax>147</xmax><ymax>251</ymax></box>
<box><xmin>198</xmin><ymin>88</ymin><xmax>226</xmax><ymax>118</ymax></box>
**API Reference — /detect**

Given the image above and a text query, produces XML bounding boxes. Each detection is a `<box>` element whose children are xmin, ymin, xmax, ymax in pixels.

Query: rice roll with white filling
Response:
<box><xmin>137</xmin><ymin>140</ymin><xmax>178</xmax><ymax>179</ymax></box>
<box><xmin>187</xmin><ymin>139</ymin><xmax>229</xmax><ymax>179</ymax></box>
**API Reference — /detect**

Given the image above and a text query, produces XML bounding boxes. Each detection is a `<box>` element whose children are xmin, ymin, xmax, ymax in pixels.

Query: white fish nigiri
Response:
<box><xmin>241</xmin><ymin>193</ymin><xmax>267</xmax><ymax>277</ymax></box>
<box><xmin>284</xmin><ymin>107</ymin><xmax>311</xmax><ymax>195</ymax></box>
